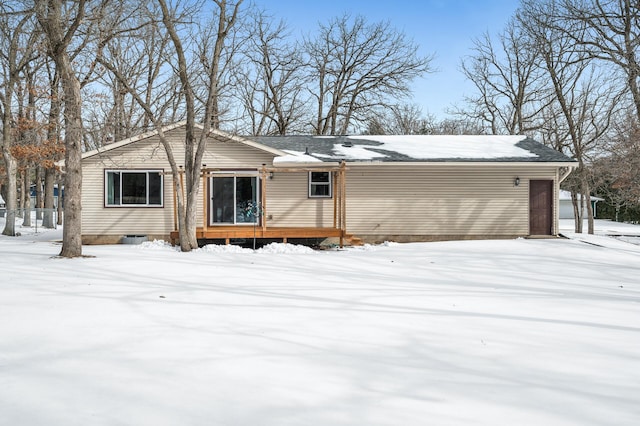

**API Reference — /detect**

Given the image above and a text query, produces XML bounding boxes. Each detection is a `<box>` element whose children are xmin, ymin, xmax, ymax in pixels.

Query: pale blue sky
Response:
<box><xmin>252</xmin><ymin>0</ymin><xmax>520</xmax><ymax>118</ymax></box>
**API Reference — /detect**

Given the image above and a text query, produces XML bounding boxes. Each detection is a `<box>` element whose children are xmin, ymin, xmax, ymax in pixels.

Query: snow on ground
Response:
<box><xmin>1</xmin><ymin>218</ymin><xmax>639</xmax><ymax>426</ymax></box>
<box><xmin>560</xmin><ymin>219</ymin><xmax>640</xmax><ymax>248</ymax></box>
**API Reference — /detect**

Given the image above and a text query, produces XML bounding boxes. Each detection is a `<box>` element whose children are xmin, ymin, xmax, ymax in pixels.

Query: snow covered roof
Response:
<box><xmin>78</xmin><ymin>121</ymin><xmax>574</xmax><ymax>166</ymax></box>
<box><xmin>247</xmin><ymin>135</ymin><xmax>576</xmax><ymax>164</ymax></box>
<box><xmin>272</xmin><ymin>150</ymin><xmax>324</xmax><ymax>165</ymax></box>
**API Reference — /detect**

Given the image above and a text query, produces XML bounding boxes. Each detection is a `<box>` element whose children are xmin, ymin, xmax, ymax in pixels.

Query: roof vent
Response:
<box><xmin>304</xmin><ymin>147</ymin><xmax>310</xmax><ymax>155</ymax></box>
<box><xmin>342</xmin><ymin>140</ymin><xmax>353</xmax><ymax>147</ymax></box>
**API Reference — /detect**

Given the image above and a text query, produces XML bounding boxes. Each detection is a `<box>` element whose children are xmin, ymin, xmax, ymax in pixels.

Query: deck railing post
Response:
<box><xmin>261</xmin><ymin>165</ymin><xmax>268</xmax><ymax>232</ymax></box>
<box><xmin>333</xmin><ymin>170</ymin><xmax>338</xmax><ymax>229</ymax></box>
<box><xmin>202</xmin><ymin>169</ymin><xmax>208</xmax><ymax>232</ymax></box>
<box><xmin>340</xmin><ymin>161</ymin><xmax>347</xmax><ymax>247</ymax></box>
<box><xmin>341</xmin><ymin>161</ymin><xmax>347</xmax><ymax>233</ymax></box>
<box><xmin>172</xmin><ymin>173</ymin><xmax>178</xmax><ymax>232</ymax></box>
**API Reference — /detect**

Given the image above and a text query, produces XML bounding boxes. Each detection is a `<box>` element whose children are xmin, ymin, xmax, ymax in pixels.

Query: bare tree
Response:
<box><xmin>363</xmin><ymin>104</ymin><xmax>427</xmax><ymax>135</ymax></box>
<box><xmin>34</xmin><ymin>0</ymin><xmax>89</xmax><ymax>256</ymax></box>
<box><xmin>558</xmin><ymin>0</ymin><xmax>640</xmax><ymax>121</ymax></box>
<box><xmin>98</xmin><ymin>0</ymin><xmax>244</xmax><ymax>251</ymax></box>
<box><xmin>431</xmin><ymin>117</ymin><xmax>487</xmax><ymax>135</ymax></box>
<box><xmin>194</xmin><ymin>0</ymin><xmax>244</xmax><ymax>131</ymax></box>
<box><xmin>458</xmin><ymin>18</ymin><xmax>550</xmax><ymax>135</ymax></box>
<box><xmin>164</xmin><ymin>0</ymin><xmax>243</xmax><ymax>250</ymax></box>
<box><xmin>35</xmin><ymin>0</ymin><xmax>133</xmax><ymax>256</ymax></box>
<box><xmin>15</xmin><ymin>65</ymin><xmax>37</xmax><ymax>227</ymax></box>
<box><xmin>84</xmin><ymin>1</ymin><xmax>176</xmax><ymax>149</ymax></box>
<box><xmin>364</xmin><ymin>105</ymin><xmax>485</xmax><ymax>135</ymax></box>
<box><xmin>236</xmin><ymin>10</ymin><xmax>305</xmax><ymax>135</ymax></box>
<box><xmin>0</xmin><ymin>5</ymin><xmax>39</xmax><ymax>237</ymax></box>
<box><xmin>387</xmin><ymin>104</ymin><xmax>427</xmax><ymax>135</ymax></box>
<box><xmin>521</xmin><ymin>0</ymin><xmax>622</xmax><ymax>234</ymax></box>
<box><xmin>592</xmin><ymin>116</ymin><xmax>640</xmax><ymax>221</ymax></box>
<box><xmin>304</xmin><ymin>14</ymin><xmax>433</xmax><ymax>135</ymax></box>
<box><xmin>42</xmin><ymin>61</ymin><xmax>61</xmax><ymax>229</ymax></box>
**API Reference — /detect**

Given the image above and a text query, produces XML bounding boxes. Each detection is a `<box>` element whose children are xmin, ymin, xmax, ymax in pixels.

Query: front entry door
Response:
<box><xmin>529</xmin><ymin>180</ymin><xmax>553</xmax><ymax>235</ymax></box>
<box><xmin>210</xmin><ymin>175</ymin><xmax>259</xmax><ymax>225</ymax></box>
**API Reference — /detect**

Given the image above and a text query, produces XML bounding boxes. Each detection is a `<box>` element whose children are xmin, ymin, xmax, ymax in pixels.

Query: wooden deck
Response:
<box><xmin>170</xmin><ymin>226</ymin><xmax>346</xmax><ymax>245</ymax></box>
<box><xmin>170</xmin><ymin>163</ymin><xmax>352</xmax><ymax>246</ymax></box>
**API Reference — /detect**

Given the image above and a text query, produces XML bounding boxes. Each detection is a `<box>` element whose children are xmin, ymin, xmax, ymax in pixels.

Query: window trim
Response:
<box><xmin>308</xmin><ymin>171</ymin><xmax>332</xmax><ymax>198</ymax></box>
<box><xmin>104</xmin><ymin>169</ymin><xmax>164</xmax><ymax>207</ymax></box>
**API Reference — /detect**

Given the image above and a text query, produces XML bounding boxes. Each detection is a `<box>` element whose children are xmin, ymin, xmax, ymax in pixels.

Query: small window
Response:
<box><xmin>309</xmin><ymin>171</ymin><xmax>332</xmax><ymax>198</ymax></box>
<box><xmin>105</xmin><ymin>170</ymin><xmax>163</xmax><ymax>207</ymax></box>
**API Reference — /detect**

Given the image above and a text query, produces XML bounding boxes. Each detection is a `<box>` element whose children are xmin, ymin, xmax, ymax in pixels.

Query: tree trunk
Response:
<box><xmin>184</xmin><ymin>173</ymin><xmax>200</xmax><ymax>250</ymax></box>
<box><xmin>43</xmin><ymin>168</ymin><xmax>56</xmax><ymax>228</ymax></box>
<box><xmin>36</xmin><ymin>167</ymin><xmax>43</xmax><ymax>220</ymax></box>
<box><xmin>1</xmin><ymin>66</ymin><xmax>17</xmax><ymax>232</ymax></box>
<box><xmin>17</xmin><ymin>172</ymin><xmax>24</xmax><ymax>217</ymax></box>
<box><xmin>0</xmin><ymin>11</ymin><xmax>33</xmax><ymax>237</ymax></box>
<box><xmin>171</xmin><ymin>169</ymin><xmax>190</xmax><ymax>252</ymax></box>
<box><xmin>56</xmin><ymin>173</ymin><xmax>63</xmax><ymax>226</ymax></box>
<box><xmin>58</xmin><ymin>58</ymin><xmax>84</xmax><ymax>257</ymax></box>
<box><xmin>22</xmin><ymin>168</ymin><xmax>32</xmax><ymax>227</ymax></box>
<box><xmin>44</xmin><ymin>68</ymin><xmax>61</xmax><ymax>229</ymax></box>
<box><xmin>582</xmin><ymin>180</ymin><xmax>594</xmax><ymax>234</ymax></box>
<box><xmin>35</xmin><ymin>0</ymin><xmax>85</xmax><ymax>257</ymax></box>
<box><xmin>571</xmin><ymin>191</ymin><xmax>582</xmax><ymax>233</ymax></box>
<box><xmin>1</xmin><ymin>151</ymin><xmax>17</xmax><ymax>236</ymax></box>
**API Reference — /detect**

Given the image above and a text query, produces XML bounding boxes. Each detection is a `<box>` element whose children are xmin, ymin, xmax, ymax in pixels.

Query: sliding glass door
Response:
<box><xmin>210</xmin><ymin>175</ymin><xmax>259</xmax><ymax>225</ymax></box>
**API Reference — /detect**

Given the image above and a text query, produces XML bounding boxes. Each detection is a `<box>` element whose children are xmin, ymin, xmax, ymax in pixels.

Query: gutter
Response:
<box><xmin>343</xmin><ymin>161</ymin><xmax>579</xmax><ymax>168</ymax></box>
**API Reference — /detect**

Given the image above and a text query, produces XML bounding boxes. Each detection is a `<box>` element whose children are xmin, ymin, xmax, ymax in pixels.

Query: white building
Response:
<box><xmin>559</xmin><ymin>190</ymin><xmax>603</xmax><ymax>219</ymax></box>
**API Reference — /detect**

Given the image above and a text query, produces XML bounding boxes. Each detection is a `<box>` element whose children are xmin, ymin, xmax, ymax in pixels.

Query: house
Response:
<box><xmin>79</xmin><ymin>122</ymin><xmax>576</xmax><ymax>245</ymax></box>
<box><xmin>559</xmin><ymin>190</ymin><xmax>603</xmax><ymax>219</ymax></box>
<box><xmin>29</xmin><ymin>184</ymin><xmax>64</xmax><ymax>208</ymax></box>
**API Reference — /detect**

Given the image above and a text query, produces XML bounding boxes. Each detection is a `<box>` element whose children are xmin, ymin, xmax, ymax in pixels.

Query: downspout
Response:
<box><xmin>556</xmin><ymin>165</ymin><xmax>576</xmax><ymax>237</ymax></box>
<box><xmin>558</xmin><ymin>166</ymin><xmax>575</xmax><ymax>184</ymax></box>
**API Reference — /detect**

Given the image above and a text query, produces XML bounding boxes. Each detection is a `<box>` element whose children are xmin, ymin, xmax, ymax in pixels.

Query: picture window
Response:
<box><xmin>105</xmin><ymin>170</ymin><xmax>163</xmax><ymax>207</ymax></box>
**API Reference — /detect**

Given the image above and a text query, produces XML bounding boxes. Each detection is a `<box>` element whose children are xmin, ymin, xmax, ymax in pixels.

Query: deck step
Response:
<box><xmin>344</xmin><ymin>234</ymin><xmax>364</xmax><ymax>246</ymax></box>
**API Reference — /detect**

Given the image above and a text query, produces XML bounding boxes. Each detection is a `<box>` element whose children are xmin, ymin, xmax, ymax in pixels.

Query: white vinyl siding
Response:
<box><xmin>343</xmin><ymin>165</ymin><xmax>558</xmax><ymax>237</ymax></box>
<box><xmin>265</xmin><ymin>172</ymin><xmax>335</xmax><ymax>227</ymax></box>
